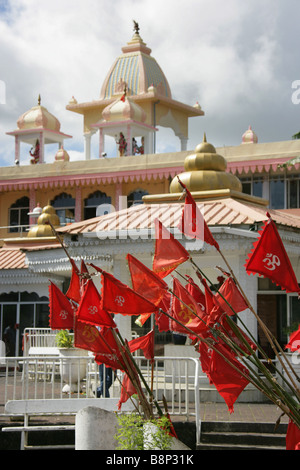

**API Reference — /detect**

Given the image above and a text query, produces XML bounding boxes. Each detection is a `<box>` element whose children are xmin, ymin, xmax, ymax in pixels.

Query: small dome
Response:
<box><xmin>102</xmin><ymin>95</ymin><xmax>146</xmax><ymax>123</ymax></box>
<box><xmin>27</xmin><ymin>204</ymin><xmax>60</xmax><ymax>238</ymax></box>
<box><xmin>170</xmin><ymin>134</ymin><xmax>243</xmax><ymax>194</ymax></box>
<box><xmin>55</xmin><ymin>146</ymin><xmax>70</xmax><ymax>162</ymax></box>
<box><xmin>242</xmin><ymin>125</ymin><xmax>258</xmax><ymax>144</ymax></box>
<box><xmin>17</xmin><ymin>95</ymin><xmax>61</xmax><ymax>132</ymax></box>
<box><xmin>28</xmin><ymin>203</ymin><xmax>42</xmax><ymax>217</ymax></box>
<box><xmin>69</xmin><ymin>96</ymin><xmax>78</xmax><ymax>105</ymax></box>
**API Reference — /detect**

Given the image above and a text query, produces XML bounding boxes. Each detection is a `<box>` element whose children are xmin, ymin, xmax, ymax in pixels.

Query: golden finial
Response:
<box><xmin>38</xmin><ymin>94</ymin><xmax>41</xmax><ymax>106</ymax></box>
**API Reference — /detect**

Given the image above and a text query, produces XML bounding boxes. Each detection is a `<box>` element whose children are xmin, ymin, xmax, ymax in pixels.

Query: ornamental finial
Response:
<box><xmin>133</xmin><ymin>20</ymin><xmax>139</xmax><ymax>35</ymax></box>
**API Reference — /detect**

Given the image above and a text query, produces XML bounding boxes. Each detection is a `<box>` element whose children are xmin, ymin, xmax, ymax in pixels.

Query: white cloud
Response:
<box><xmin>0</xmin><ymin>0</ymin><xmax>299</xmax><ymax>165</ymax></box>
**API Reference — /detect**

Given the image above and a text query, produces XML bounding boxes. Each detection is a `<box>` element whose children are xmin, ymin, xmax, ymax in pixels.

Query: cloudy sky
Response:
<box><xmin>0</xmin><ymin>0</ymin><xmax>299</xmax><ymax>166</ymax></box>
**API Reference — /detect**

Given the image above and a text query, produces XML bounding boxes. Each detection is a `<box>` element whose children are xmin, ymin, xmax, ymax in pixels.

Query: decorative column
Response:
<box><xmin>39</xmin><ymin>131</ymin><xmax>44</xmax><ymax>163</ymax></box>
<box><xmin>99</xmin><ymin>128</ymin><xmax>104</xmax><ymax>157</ymax></box>
<box><xmin>15</xmin><ymin>135</ymin><xmax>20</xmax><ymax>163</ymax></box>
<box><xmin>75</xmin><ymin>186</ymin><xmax>82</xmax><ymax>222</ymax></box>
<box><xmin>29</xmin><ymin>188</ymin><xmax>36</xmax><ymax>226</ymax></box>
<box><xmin>180</xmin><ymin>136</ymin><xmax>188</xmax><ymax>151</ymax></box>
<box><xmin>84</xmin><ymin>130</ymin><xmax>96</xmax><ymax>160</ymax></box>
<box><xmin>126</xmin><ymin>124</ymin><xmax>132</xmax><ymax>156</ymax></box>
<box><xmin>115</xmin><ymin>182</ymin><xmax>125</xmax><ymax>211</ymax></box>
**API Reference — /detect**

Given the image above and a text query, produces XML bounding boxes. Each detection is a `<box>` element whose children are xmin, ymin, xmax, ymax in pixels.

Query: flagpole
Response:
<box><xmin>113</xmin><ymin>328</ymin><xmax>164</xmax><ymax>418</ymax></box>
<box><xmin>192</xmin><ymin>250</ymin><xmax>300</xmax><ymax>395</ymax></box>
<box><xmin>189</xmin><ymin>256</ymin><xmax>300</xmax><ymax>399</ymax></box>
<box><xmin>167</xmin><ymin>285</ymin><xmax>300</xmax><ymax>412</ymax></box>
<box><xmin>158</xmin><ymin>305</ymin><xmax>300</xmax><ymax>426</ymax></box>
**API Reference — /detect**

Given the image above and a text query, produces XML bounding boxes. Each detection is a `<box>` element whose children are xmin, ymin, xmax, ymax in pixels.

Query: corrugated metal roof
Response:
<box><xmin>57</xmin><ymin>197</ymin><xmax>300</xmax><ymax>236</ymax></box>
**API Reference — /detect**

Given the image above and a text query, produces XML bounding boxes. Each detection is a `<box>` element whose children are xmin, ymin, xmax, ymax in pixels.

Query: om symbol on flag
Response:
<box><xmin>262</xmin><ymin>253</ymin><xmax>280</xmax><ymax>271</ymax></box>
<box><xmin>178</xmin><ymin>303</ymin><xmax>194</xmax><ymax>322</ymax></box>
<box><xmin>59</xmin><ymin>310</ymin><xmax>69</xmax><ymax>320</ymax></box>
<box><xmin>82</xmin><ymin>324</ymin><xmax>98</xmax><ymax>344</ymax></box>
<box><xmin>115</xmin><ymin>295</ymin><xmax>125</xmax><ymax>307</ymax></box>
<box><xmin>88</xmin><ymin>305</ymin><xmax>98</xmax><ymax>315</ymax></box>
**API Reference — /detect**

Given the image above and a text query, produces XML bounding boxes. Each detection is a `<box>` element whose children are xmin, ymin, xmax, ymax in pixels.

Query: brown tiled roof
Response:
<box><xmin>57</xmin><ymin>197</ymin><xmax>300</xmax><ymax>236</ymax></box>
<box><xmin>0</xmin><ymin>248</ymin><xmax>27</xmax><ymax>269</ymax></box>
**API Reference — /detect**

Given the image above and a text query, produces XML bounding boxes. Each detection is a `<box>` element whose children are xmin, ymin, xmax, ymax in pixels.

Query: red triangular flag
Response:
<box><xmin>245</xmin><ymin>215</ymin><xmax>300</xmax><ymax>294</ymax></box>
<box><xmin>170</xmin><ymin>278</ymin><xmax>208</xmax><ymax>335</ymax></box>
<box><xmin>76</xmin><ymin>279</ymin><xmax>116</xmax><ymax>328</ymax></box>
<box><xmin>118</xmin><ymin>373</ymin><xmax>138</xmax><ymax>410</ymax></box>
<box><xmin>127</xmin><ymin>254</ymin><xmax>168</xmax><ymax>305</ymax></box>
<box><xmin>214</xmin><ymin>277</ymin><xmax>248</xmax><ymax>316</ymax></box>
<box><xmin>66</xmin><ymin>264</ymin><xmax>81</xmax><ymax>303</ymax></box>
<box><xmin>209</xmin><ymin>342</ymin><xmax>250</xmax><ymax>414</ymax></box>
<box><xmin>177</xmin><ymin>177</ymin><xmax>219</xmax><ymax>250</ymax></box>
<box><xmin>128</xmin><ymin>329</ymin><xmax>154</xmax><ymax>361</ymax></box>
<box><xmin>152</xmin><ymin>219</ymin><xmax>190</xmax><ymax>278</ymax></box>
<box><xmin>90</xmin><ymin>265</ymin><xmax>158</xmax><ymax>316</ymax></box>
<box><xmin>154</xmin><ymin>292</ymin><xmax>172</xmax><ymax>332</ymax></box>
<box><xmin>218</xmin><ymin>316</ymin><xmax>257</xmax><ymax>355</ymax></box>
<box><xmin>48</xmin><ymin>281</ymin><xmax>75</xmax><ymax>330</ymax></box>
<box><xmin>286</xmin><ymin>420</ymin><xmax>300</xmax><ymax>450</ymax></box>
<box><xmin>74</xmin><ymin>320</ymin><xmax>124</xmax><ymax>370</ymax></box>
<box><xmin>185</xmin><ymin>276</ymin><xmax>206</xmax><ymax>313</ymax></box>
<box><xmin>285</xmin><ymin>324</ymin><xmax>300</xmax><ymax>352</ymax></box>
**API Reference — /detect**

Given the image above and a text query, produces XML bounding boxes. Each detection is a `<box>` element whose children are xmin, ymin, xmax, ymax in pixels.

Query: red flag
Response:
<box><xmin>185</xmin><ymin>276</ymin><xmax>206</xmax><ymax>313</ymax></box>
<box><xmin>118</xmin><ymin>373</ymin><xmax>138</xmax><ymax>410</ymax></box>
<box><xmin>76</xmin><ymin>279</ymin><xmax>116</xmax><ymax>328</ymax></box>
<box><xmin>128</xmin><ymin>329</ymin><xmax>154</xmax><ymax>361</ymax></box>
<box><xmin>198</xmin><ymin>333</ymin><xmax>214</xmax><ymax>381</ymax></box>
<box><xmin>209</xmin><ymin>342</ymin><xmax>250</xmax><ymax>414</ymax></box>
<box><xmin>152</xmin><ymin>219</ymin><xmax>190</xmax><ymax>278</ymax></box>
<box><xmin>90</xmin><ymin>265</ymin><xmax>158</xmax><ymax>316</ymax></box>
<box><xmin>245</xmin><ymin>215</ymin><xmax>300</xmax><ymax>294</ymax></box>
<box><xmin>66</xmin><ymin>261</ymin><xmax>81</xmax><ymax>303</ymax></box>
<box><xmin>177</xmin><ymin>178</ymin><xmax>219</xmax><ymax>250</ymax></box>
<box><xmin>48</xmin><ymin>281</ymin><xmax>75</xmax><ymax>329</ymax></box>
<box><xmin>285</xmin><ymin>325</ymin><xmax>300</xmax><ymax>352</ymax></box>
<box><xmin>214</xmin><ymin>277</ymin><xmax>248</xmax><ymax>316</ymax></box>
<box><xmin>127</xmin><ymin>254</ymin><xmax>168</xmax><ymax>305</ymax></box>
<box><xmin>286</xmin><ymin>420</ymin><xmax>300</xmax><ymax>450</ymax></box>
<box><xmin>154</xmin><ymin>292</ymin><xmax>172</xmax><ymax>332</ymax></box>
<box><xmin>170</xmin><ymin>278</ymin><xmax>208</xmax><ymax>335</ymax></box>
<box><xmin>199</xmin><ymin>277</ymin><xmax>224</xmax><ymax>326</ymax></box>
<box><xmin>75</xmin><ymin>320</ymin><xmax>124</xmax><ymax>370</ymax></box>
<box><xmin>219</xmin><ymin>316</ymin><xmax>257</xmax><ymax>355</ymax></box>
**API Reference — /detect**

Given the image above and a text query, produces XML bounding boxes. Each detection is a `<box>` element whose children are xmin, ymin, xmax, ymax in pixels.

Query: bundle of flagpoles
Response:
<box><xmin>47</xmin><ymin>179</ymin><xmax>300</xmax><ymax>450</ymax></box>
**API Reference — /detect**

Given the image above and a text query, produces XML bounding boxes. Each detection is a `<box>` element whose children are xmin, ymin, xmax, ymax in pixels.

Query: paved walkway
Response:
<box><xmin>0</xmin><ymin>402</ymin><xmax>288</xmax><ymax>427</ymax></box>
<box><xmin>196</xmin><ymin>402</ymin><xmax>289</xmax><ymax>424</ymax></box>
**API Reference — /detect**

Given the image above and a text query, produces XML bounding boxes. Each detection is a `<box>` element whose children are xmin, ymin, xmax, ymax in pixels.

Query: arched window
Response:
<box><xmin>51</xmin><ymin>193</ymin><xmax>75</xmax><ymax>225</ymax></box>
<box><xmin>84</xmin><ymin>191</ymin><xmax>111</xmax><ymax>220</ymax></box>
<box><xmin>9</xmin><ymin>196</ymin><xmax>29</xmax><ymax>233</ymax></box>
<box><xmin>127</xmin><ymin>190</ymin><xmax>149</xmax><ymax>208</ymax></box>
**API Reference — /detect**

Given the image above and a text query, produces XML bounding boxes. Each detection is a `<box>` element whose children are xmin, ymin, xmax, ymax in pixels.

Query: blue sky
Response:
<box><xmin>0</xmin><ymin>0</ymin><xmax>300</xmax><ymax>166</ymax></box>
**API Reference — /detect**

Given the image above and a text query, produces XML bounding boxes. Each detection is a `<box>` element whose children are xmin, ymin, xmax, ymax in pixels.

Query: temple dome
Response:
<box><xmin>242</xmin><ymin>125</ymin><xmax>258</xmax><ymax>144</ymax></box>
<box><xmin>27</xmin><ymin>204</ymin><xmax>60</xmax><ymax>238</ymax></box>
<box><xmin>17</xmin><ymin>96</ymin><xmax>61</xmax><ymax>132</ymax></box>
<box><xmin>100</xmin><ymin>25</ymin><xmax>172</xmax><ymax>100</ymax></box>
<box><xmin>54</xmin><ymin>146</ymin><xmax>70</xmax><ymax>162</ymax></box>
<box><xmin>170</xmin><ymin>134</ymin><xmax>243</xmax><ymax>194</ymax></box>
<box><xmin>102</xmin><ymin>94</ymin><xmax>147</xmax><ymax>123</ymax></box>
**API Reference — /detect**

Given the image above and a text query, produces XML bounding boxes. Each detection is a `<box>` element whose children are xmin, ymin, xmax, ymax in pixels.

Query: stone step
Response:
<box><xmin>197</xmin><ymin>421</ymin><xmax>287</xmax><ymax>451</ymax></box>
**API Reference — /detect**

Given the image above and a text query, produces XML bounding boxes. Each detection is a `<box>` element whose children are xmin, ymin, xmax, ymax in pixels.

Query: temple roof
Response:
<box><xmin>56</xmin><ymin>197</ymin><xmax>300</xmax><ymax>237</ymax></box>
<box><xmin>16</xmin><ymin>95</ymin><xmax>61</xmax><ymax>132</ymax></box>
<box><xmin>100</xmin><ymin>25</ymin><xmax>172</xmax><ymax>100</ymax></box>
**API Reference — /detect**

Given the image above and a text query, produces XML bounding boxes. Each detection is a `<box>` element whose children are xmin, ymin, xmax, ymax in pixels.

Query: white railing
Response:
<box><xmin>0</xmin><ymin>355</ymin><xmax>201</xmax><ymax>444</ymax></box>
